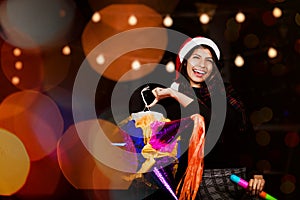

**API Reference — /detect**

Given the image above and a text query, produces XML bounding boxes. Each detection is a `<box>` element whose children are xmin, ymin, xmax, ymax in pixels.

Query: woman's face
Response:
<box><xmin>186</xmin><ymin>47</ymin><xmax>215</xmax><ymax>88</ymax></box>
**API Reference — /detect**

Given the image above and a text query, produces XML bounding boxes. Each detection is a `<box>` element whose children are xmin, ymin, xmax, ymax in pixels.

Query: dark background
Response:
<box><xmin>0</xmin><ymin>0</ymin><xmax>299</xmax><ymax>199</ymax></box>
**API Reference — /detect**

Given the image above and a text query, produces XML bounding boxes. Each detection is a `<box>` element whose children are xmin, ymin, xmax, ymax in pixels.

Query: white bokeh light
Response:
<box><xmin>96</xmin><ymin>54</ymin><xmax>105</xmax><ymax>65</ymax></box>
<box><xmin>234</xmin><ymin>55</ymin><xmax>244</xmax><ymax>67</ymax></box>
<box><xmin>128</xmin><ymin>14</ymin><xmax>138</xmax><ymax>26</ymax></box>
<box><xmin>199</xmin><ymin>13</ymin><xmax>210</xmax><ymax>24</ymax></box>
<box><xmin>268</xmin><ymin>47</ymin><xmax>277</xmax><ymax>58</ymax></box>
<box><xmin>165</xmin><ymin>61</ymin><xmax>175</xmax><ymax>73</ymax></box>
<box><xmin>131</xmin><ymin>59</ymin><xmax>141</xmax><ymax>70</ymax></box>
<box><xmin>163</xmin><ymin>14</ymin><xmax>173</xmax><ymax>27</ymax></box>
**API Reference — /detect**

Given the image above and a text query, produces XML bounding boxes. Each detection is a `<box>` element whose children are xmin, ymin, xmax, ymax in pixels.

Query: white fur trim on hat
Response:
<box><xmin>178</xmin><ymin>37</ymin><xmax>220</xmax><ymax>62</ymax></box>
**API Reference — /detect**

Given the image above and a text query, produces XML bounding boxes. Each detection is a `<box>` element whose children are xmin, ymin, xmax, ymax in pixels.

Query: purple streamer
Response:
<box><xmin>149</xmin><ymin>117</ymin><xmax>193</xmax><ymax>151</ymax></box>
<box><xmin>153</xmin><ymin>167</ymin><xmax>178</xmax><ymax>200</ymax></box>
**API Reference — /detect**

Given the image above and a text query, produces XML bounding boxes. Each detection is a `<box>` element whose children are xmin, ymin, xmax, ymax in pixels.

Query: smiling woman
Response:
<box><xmin>148</xmin><ymin>36</ymin><xmax>266</xmax><ymax>200</ymax></box>
<box><xmin>185</xmin><ymin>47</ymin><xmax>216</xmax><ymax>87</ymax></box>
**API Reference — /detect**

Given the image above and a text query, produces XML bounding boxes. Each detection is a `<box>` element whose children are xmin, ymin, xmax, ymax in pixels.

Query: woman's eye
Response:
<box><xmin>192</xmin><ymin>56</ymin><xmax>200</xmax><ymax>59</ymax></box>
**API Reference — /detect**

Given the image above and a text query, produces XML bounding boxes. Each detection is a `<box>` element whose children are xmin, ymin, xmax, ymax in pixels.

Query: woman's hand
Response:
<box><xmin>148</xmin><ymin>87</ymin><xmax>194</xmax><ymax>108</ymax></box>
<box><xmin>147</xmin><ymin>87</ymin><xmax>172</xmax><ymax>107</ymax></box>
<box><xmin>248</xmin><ymin>175</ymin><xmax>265</xmax><ymax>196</ymax></box>
<box><xmin>152</xmin><ymin>87</ymin><xmax>172</xmax><ymax>100</ymax></box>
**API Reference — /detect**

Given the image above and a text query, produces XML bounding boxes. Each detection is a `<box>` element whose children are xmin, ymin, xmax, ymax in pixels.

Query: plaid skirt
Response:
<box><xmin>197</xmin><ymin>167</ymin><xmax>259</xmax><ymax>200</ymax></box>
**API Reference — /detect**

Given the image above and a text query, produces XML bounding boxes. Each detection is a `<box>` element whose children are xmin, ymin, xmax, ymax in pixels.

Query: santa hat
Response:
<box><xmin>175</xmin><ymin>37</ymin><xmax>220</xmax><ymax>79</ymax></box>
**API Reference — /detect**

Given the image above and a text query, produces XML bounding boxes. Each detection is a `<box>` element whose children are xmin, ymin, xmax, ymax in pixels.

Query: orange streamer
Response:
<box><xmin>176</xmin><ymin>114</ymin><xmax>205</xmax><ymax>200</ymax></box>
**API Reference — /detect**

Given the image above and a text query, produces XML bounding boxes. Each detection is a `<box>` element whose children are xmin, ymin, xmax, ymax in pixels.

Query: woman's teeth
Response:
<box><xmin>193</xmin><ymin>69</ymin><xmax>206</xmax><ymax>74</ymax></box>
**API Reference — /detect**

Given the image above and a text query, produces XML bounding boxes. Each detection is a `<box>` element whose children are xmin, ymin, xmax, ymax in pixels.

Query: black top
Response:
<box><xmin>172</xmin><ymin>81</ymin><xmax>259</xmax><ymax>184</ymax></box>
<box><xmin>193</xmin><ymin>86</ymin><xmax>251</xmax><ymax>168</ymax></box>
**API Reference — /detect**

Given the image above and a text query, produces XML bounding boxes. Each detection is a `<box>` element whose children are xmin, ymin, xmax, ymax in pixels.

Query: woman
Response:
<box><xmin>149</xmin><ymin>36</ymin><xmax>265</xmax><ymax>199</ymax></box>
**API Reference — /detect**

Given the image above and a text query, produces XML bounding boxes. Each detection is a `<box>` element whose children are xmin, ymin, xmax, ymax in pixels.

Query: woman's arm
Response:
<box><xmin>148</xmin><ymin>87</ymin><xmax>194</xmax><ymax>108</ymax></box>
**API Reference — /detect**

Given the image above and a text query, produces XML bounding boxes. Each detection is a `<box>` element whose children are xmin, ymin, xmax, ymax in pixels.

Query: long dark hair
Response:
<box><xmin>175</xmin><ymin>45</ymin><xmax>248</xmax><ymax>132</ymax></box>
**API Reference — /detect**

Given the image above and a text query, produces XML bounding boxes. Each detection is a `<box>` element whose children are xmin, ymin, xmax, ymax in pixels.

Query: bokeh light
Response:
<box><xmin>128</xmin><ymin>14</ymin><xmax>138</xmax><ymax>26</ymax></box>
<box><xmin>224</xmin><ymin>18</ymin><xmax>241</xmax><ymax>42</ymax></box>
<box><xmin>131</xmin><ymin>59</ymin><xmax>141</xmax><ymax>71</ymax></box>
<box><xmin>96</xmin><ymin>54</ymin><xmax>105</xmax><ymax>65</ymax></box>
<box><xmin>0</xmin><ymin>0</ymin><xmax>76</xmax><ymax>49</ymax></box>
<box><xmin>0</xmin><ymin>128</ymin><xmax>30</xmax><ymax>196</ymax></box>
<box><xmin>17</xmin><ymin>153</ymin><xmax>61</xmax><ymax>198</ymax></box>
<box><xmin>281</xmin><ymin>174</ymin><xmax>296</xmax><ymax>184</ymax></box>
<box><xmin>1</xmin><ymin>42</ymin><xmax>44</xmax><ymax>90</ymax></box>
<box><xmin>92</xmin><ymin>12</ymin><xmax>101</xmax><ymax>23</ymax></box>
<box><xmin>235</xmin><ymin>12</ymin><xmax>245</xmax><ymax>23</ymax></box>
<box><xmin>57</xmin><ymin>119</ymin><xmax>137</xmax><ymax>189</ymax></box>
<box><xmin>41</xmin><ymin>47</ymin><xmax>72</xmax><ymax>91</ymax></box>
<box><xmin>280</xmin><ymin>180</ymin><xmax>296</xmax><ymax>194</ymax></box>
<box><xmin>260</xmin><ymin>107</ymin><xmax>273</xmax><ymax>122</ymax></box>
<box><xmin>11</xmin><ymin>76</ymin><xmax>20</xmax><ymax>85</ymax></box>
<box><xmin>62</xmin><ymin>45</ymin><xmax>71</xmax><ymax>56</ymax></box>
<box><xmin>244</xmin><ymin>34</ymin><xmax>260</xmax><ymax>49</ymax></box>
<box><xmin>81</xmin><ymin>4</ymin><xmax>167</xmax><ymax>82</ymax></box>
<box><xmin>250</xmin><ymin>107</ymin><xmax>273</xmax><ymax>125</ymax></box>
<box><xmin>295</xmin><ymin>13</ymin><xmax>300</xmax><ymax>26</ymax></box>
<box><xmin>163</xmin><ymin>14</ymin><xmax>173</xmax><ymax>27</ymax></box>
<box><xmin>15</xmin><ymin>61</ymin><xmax>23</xmax><ymax>70</ymax></box>
<box><xmin>262</xmin><ymin>11</ymin><xmax>277</xmax><ymax>26</ymax></box>
<box><xmin>256</xmin><ymin>160</ymin><xmax>272</xmax><ymax>172</ymax></box>
<box><xmin>271</xmin><ymin>63</ymin><xmax>287</xmax><ymax>76</ymax></box>
<box><xmin>272</xmin><ymin>7</ymin><xmax>282</xmax><ymax>18</ymax></box>
<box><xmin>165</xmin><ymin>61</ymin><xmax>175</xmax><ymax>73</ymax></box>
<box><xmin>294</xmin><ymin>39</ymin><xmax>300</xmax><ymax>54</ymax></box>
<box><xmin>234</xmin><ymin>55</ymin><xmax>244</xmax><ymax>67</ymax></box>
<box><xmin>87</xmin><ymin>0</ymin><xmax>180</xmax><ymax>15</ymax></box>
<box><xmin>256</xmin><ymin>130</ymin><xmax>271</xmax><ymax>146</ymax></box>
<box><xmin>0</xmin><ymin>90</ymin><xmax>64</xmax><ymax>161</ymax></box>
<box><xmin>284</xmin><ymin>132</ymin><xmax>299</xmax><ymax>148</ymax></box>
<box><xmin>268</xmin><ymin>47</ymin><xmax>278</xmax><ymax>58</ymax></box>
<box><xmin>199</xmin><ymin>13</ymin><xmax>210</xmax><ymax>24</ymax></box>
<box><xmin>13</xmin><ymin>48</ymin><xmax>22</xmax><ymax>57</ymax></box>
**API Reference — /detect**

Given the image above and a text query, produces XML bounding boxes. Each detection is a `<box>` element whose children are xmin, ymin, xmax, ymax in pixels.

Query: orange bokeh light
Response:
<box><xmin>57</xmin><ymin>119</ymin><xmax>137</xmax><ymax>190</ymax></box>
<box><xmin>0</xmin><ymin>90</ymin><xmax>64</xmax><ymax>161</ymax></box>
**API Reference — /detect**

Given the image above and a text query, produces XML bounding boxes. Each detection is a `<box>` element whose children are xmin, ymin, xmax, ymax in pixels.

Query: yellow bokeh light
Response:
<box><xmin>260</xmin><ymin>107</ymin><xmax>273</xmax><ymax>122</ymax></box>
<box><xmin>280</xmin><ymin>181</ymin><xmax>295</xmax><ymax>194</ymax></box>
<box><xmin>0</xmin><ymin>129</ymin><xmax>30</xmax><ymax>196</ymax></box>
<box><xmin>256</xmin><ymin>130</ymin><xmax>271</xmax><ymax>146</ymax></box>
<box><xmin>295</xmin><ymin>13</ymin><xmax>300</xmax><ymax>26</ymax></box>
<box><xmin>273</xmin><ymin>7</ymin><xmax>282</xmax><ymax>18</ymax></box>
<box><xmin>235</xmin><ymin>12</ymin><xmax>245</xmax><ymax>23</ymax></box>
